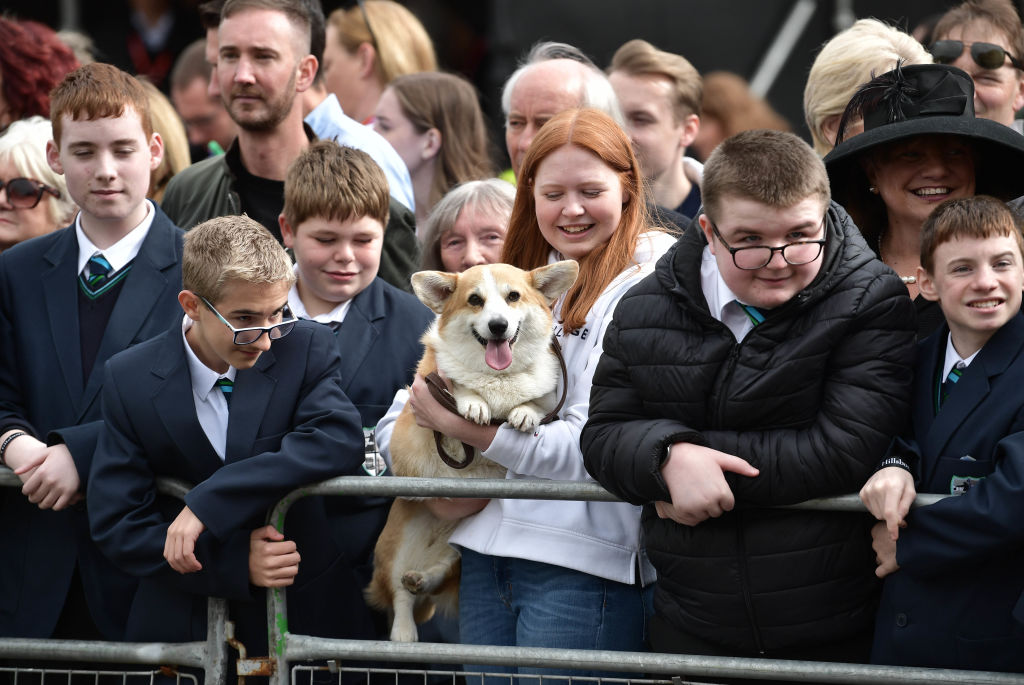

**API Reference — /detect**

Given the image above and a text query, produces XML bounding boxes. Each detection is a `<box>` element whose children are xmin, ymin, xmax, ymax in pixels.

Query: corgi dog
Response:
<box><xmin>365</xmin><ymin>260</ymin><xmax>579</xmax><ymax>642</ymax></box>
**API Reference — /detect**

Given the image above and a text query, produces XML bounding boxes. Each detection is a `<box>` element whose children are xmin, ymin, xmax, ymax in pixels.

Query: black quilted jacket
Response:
<box><xmin>581</xmin><ymin>202</ymin><xmax>916</xmax><ymax>654</ymax></box>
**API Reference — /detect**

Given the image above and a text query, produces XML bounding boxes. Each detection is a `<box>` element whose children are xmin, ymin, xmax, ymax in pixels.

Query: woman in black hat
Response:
<box><xmin>825</xmin><ymin>62</ymin><xmax>1024</xmax><ymax>338</ymax></box>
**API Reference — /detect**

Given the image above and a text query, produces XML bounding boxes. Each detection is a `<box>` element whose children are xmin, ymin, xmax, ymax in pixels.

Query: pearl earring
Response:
<box><xmin>868</xmin><ymin>186</ymin><xmax>878</xmax><ymax>194</ymax></box>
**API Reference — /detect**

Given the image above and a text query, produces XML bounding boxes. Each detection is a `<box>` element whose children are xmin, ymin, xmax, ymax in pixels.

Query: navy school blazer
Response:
<box><xmin>88</xmin><ymin>320</ymin><xmax>376</xmax><ymax>648</ymax></box>
<box><xmin>872</xmin><ymin>312</ymin><xmax>1024</xmax><ymax>672</ymax></box>
<box><xmin>321</xmin><ymin>277</ymin><xmax>433</xmax><ymax>586</ymax></box>
<box><xmin>0</xmin><ymin>207</ymin><xmax>184</xmax><ymax>639</ymax></box>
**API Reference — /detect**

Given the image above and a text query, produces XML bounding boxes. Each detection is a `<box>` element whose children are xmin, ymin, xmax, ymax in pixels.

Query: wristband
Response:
<box><xmin>877</xmin><ymin>456</ymin><xmax>912</xmax><ymax>473</ymax></box>
<box><xmin>0</xmin><ymin>431</ymin><xmax>27</xmax><ymax>466</ymax></box>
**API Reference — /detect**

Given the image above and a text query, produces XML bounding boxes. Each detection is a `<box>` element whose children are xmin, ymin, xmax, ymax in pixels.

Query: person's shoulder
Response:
<box><xmin>164</xmin><ymin>154</ymin><xmax>228</xmax><ymax>195</ymax></box>
<box><xmin>0</xmin><ymin>224</ymin><xmax>75</xmax><ymax>266</ymax></box>
<box><xmin>374</xmin><ymin>278</ymin><xmax>431</xmax><ymax>317</ymax></box>
<box><xmin>107</xmin><ymin>325</ymin><xmax>177</xmax><ymax>373</ymax></box>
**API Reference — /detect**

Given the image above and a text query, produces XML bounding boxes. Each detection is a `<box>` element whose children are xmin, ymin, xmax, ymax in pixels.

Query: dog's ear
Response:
<box><xmin>530</xmin><ymin>260</ymin><xmax>580</xmax><ymax>305</ymax></box>
<box><xmin>411</xmin><ymin>270</ymin><xmax>459</xmax><ymax>314</ymax></box>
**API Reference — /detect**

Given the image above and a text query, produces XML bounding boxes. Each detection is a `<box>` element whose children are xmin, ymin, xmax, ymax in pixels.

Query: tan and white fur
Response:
<box><xmin>365</xmin><ymin>261</ymin><xmax>579</xmax><ymax>641</ymax></box>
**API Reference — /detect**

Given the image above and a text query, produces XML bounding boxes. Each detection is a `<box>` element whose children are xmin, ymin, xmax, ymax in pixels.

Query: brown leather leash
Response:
<box><xmin>425</xmin><ymin>335</ymin><xmax>567</xmax><ymax>470</ymax></box>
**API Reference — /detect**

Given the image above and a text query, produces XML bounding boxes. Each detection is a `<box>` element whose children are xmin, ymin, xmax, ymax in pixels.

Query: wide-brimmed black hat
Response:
<box><xmin>824</xmin><ymin>63</ymin><xmax>1024</xmax><ymax>222</ymax></box>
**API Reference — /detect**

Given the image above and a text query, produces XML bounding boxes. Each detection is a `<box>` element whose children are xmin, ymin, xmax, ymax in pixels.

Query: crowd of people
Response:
<box><xmin>1</xmin><ymin>0</ymin><xmax>1024</xmax><ymax>680</ymax></box>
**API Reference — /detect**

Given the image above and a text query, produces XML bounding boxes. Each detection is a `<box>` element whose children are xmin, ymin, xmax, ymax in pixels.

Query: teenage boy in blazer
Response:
<box><xmin>861</xmin><ymin>196</ymin><xmax>1024</xmax><ymax>672</ymax></box>
<box><xmin>87</xmin><ymin>215</ymin><xmax>374</xmax><ymax>651</ymax></box>
<box><xmin>278</xmin><ymin>141</ymin><xmax>433</xmax><ymax>637</ymax></box>
<box><xmin>0</xmin><ymin>63</ymin><xmax>183</xmax><ymax>639</ymax></box>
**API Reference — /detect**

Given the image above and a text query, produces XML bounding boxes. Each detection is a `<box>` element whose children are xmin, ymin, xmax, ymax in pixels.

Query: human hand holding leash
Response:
<box><xmin>657</xmin><ymin>442</ymin><xmax>759</xmax><ymax>526</ymax></box>
<box><xmin>408</xmin><ymin>373</ymin><xmax>498</xmax><ymax>451</ymax></box>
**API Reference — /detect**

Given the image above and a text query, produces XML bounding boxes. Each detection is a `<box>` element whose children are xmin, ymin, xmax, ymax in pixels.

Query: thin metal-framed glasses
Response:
<box><xmin>0</xmin><ymin>177</ymin><xmax>61</xmax><ymax>209</ymax></box>
<box><xmin>199</xmin><ymin>295</ymin><xmax>297</xmax><ymax>345</ymax></box>
<box><xmin>710</xmin><ymin>221</ymin><xmax>826</xmax><ymax>270</ymax></box>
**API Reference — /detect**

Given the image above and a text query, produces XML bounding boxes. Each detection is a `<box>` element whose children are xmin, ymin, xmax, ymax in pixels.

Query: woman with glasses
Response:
<box><xmin>928</xmin><ymin>0</ymin><xmax>1024</xmax><ymax>131</ymax></box>
<box><xmin>826</xmin><ymin>62</ymin><xmax>1024</xmax><ymax>338</ymax></box>
<box><xmin>373</xmin><ymin>72</ymin><xmax>495</xmax><ymax>227</ymax></box>
<box><xmin>0</xmin><ymin>116</ymin><xmax>76</xmax><ymax>251</ymax></box>
<box><xmin>322</xmin><ymin>1</ymin><xmax>437</xmax><ymax>126</ymax></box>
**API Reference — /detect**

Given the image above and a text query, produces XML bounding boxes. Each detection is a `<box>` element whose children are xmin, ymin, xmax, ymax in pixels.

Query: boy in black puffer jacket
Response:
<box><xmin>581</xmin><ymin>129</ymin><xmax>916</xmax><ymax>663</ymax></box>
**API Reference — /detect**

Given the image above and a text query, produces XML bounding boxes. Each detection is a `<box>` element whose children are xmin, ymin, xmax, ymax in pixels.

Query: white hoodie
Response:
<box><xmin>446</xmin><ymin>231</ymin><xmax>676</xmax><ymax>585</ymax></box>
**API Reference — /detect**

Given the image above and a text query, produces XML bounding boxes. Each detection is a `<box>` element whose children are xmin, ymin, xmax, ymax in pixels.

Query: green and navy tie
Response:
<box><xmin>79</xmin><ymin>253</ymin><xmax>132</xmax><ymax>299</ymax></box>
<box><xmin>215</xmin><ymin>377</ymin><xmax>234</xmax><ymax>407</ymax></box>
<box><xmin>940</xmin><ymin>366</ymin><xmax>963</xmax><ymax>407</ymax></box>
<box><xmin>736</xmin><ymin>302</ymin><xmax>766</xmax><ymax>327</ymax></box>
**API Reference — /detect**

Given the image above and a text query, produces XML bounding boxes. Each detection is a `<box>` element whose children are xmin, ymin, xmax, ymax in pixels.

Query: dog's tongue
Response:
<box><xmin>485</xmin><ymin>339</ymin><xmax>513</xmax><ymax>370</ymax></box>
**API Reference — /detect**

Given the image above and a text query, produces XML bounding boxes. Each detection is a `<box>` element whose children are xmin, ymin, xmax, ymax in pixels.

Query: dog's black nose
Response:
<box><xmin>488</xmin><ymin>317</ymin><xmax>508</xmax><ymax>336</ymax></box>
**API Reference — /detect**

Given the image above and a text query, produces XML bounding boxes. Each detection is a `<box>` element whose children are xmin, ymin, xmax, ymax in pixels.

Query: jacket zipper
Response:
<box><xmin>735</xmin><ymin>510</ymin><xmax>766</xmax><ymax>654</ymax></box>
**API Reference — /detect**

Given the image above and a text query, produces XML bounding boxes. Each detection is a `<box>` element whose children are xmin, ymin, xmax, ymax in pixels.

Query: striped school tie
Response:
<box><xmin>940</xmin><ymin>366</ymin><xmax>963</xmax><ymax>407</ymax></box>
<box><xmin>736</xmin><ymin>301</ymin><xmax>766</xmax><ymax>327</ymax></box>
<box><xmin>79</xmin><ymin>253</ymin><xmax>133</xmax><ymax>299</ymax></box>
<box><xmin>215</xmin><ymin>377</ymin><xmax>234</xmax><ymax>407</ymax></box>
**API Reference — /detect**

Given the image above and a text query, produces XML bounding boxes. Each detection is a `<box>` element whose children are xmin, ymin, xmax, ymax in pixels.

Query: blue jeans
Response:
<box><xmin>458</xmin><ymin>549</ymin><xmax>653</xmax><ymax>683</ymax></box>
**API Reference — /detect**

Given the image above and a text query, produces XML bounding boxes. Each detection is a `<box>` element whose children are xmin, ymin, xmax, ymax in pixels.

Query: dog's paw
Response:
<box><xmin>507</xmin><ymin>405</ymin><xmax>542</xmax><ymax>432</ymax></box>
<box><xmin>402</xmin><ymin>571</ymin><xmax>427</xmax><ymax>595</ymax></box>
<box><xmin>390</xmin><ymin>616</ymin><xmax>419</xmax><ymax>642</ymax></box>
<box><xmin>460</xmin><ymin>399</ymin><xmax>492</xmax><ymax>425</ymax></box>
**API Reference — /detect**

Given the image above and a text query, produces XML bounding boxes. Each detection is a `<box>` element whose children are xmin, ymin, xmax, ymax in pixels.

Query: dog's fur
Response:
<box><xmin>365</xmin><ymin>261</ymin><xmax>579</xmax><ymax>641</ymax></box>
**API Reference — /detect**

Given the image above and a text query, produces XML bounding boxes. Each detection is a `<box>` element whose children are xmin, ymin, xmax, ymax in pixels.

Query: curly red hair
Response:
<box><xmin>0</xmin><ymin>18</ymin><xmax>79</xmax><ymax>123</ymax></box>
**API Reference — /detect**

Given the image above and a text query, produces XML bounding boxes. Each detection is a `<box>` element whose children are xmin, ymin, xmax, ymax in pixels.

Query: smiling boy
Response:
<box><xmin>583</xmin><ymin>129</ymin><xmax>916</xmax><ymax>661</ymax></box>
<box><xmin>0</xmin><ymin>63</ymin><xmax>183</xmax><ymax>639</ymax></box>
<box><xmin>278</xmin><ymin>141</ymin><xmax>432</xmax><ymax>639</ymax></box>
<box><xmin>859</xmin><ymin>195</ymin><xmax>1024</xmax><ymax>671</ymax></box>
<box><xmin>87</xmin><ymin>215</ymin><xmax>374</xmax><ymax>649</ymax></box>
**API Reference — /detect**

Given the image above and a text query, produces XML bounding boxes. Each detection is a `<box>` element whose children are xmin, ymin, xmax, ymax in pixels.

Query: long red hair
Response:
<box><xmin>502</xmin><ymin>108</ymin><xmax>650</xmax><ymax>334</ymax></box>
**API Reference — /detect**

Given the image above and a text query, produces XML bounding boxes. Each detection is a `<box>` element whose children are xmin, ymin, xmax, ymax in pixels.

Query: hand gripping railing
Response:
<box><xmin>262</xmin><ymin>476</ymin><xmax>1023</xmax><ymax>685</ymax></box>
<box><xmin>0</xmin><ymin>468</ymin><xmax>229</xmax><ymax>684</ymax></box>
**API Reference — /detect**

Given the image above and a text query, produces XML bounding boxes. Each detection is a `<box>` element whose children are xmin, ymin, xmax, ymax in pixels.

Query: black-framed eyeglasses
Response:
<box><xmin>0</xmin><ymin>177</ymin><xmax>61</xmax><ymax>209</ymax></box>
<box><xmin>710</xmin><ymin>221</ymin><xmax>826</xmax><ymax>270</ymax></box>
<box><xmin>199</xmin><ymin>295</ymin><xmax>297</xmax><ymax>345</ymax></box>
<box><xmin>931</xmin><ymin>39</ymin><xmax>1024</xmax><ymax>70</ymax></box>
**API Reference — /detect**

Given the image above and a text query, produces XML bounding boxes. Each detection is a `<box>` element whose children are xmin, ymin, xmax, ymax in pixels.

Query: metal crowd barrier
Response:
<box><xmin>0</xmin><ymin>468</ymin><xmax>229</xmax><ymax>685</ymax></box>
<box><xmin>4</xmin><ymin>468</ymin><xmax>1022</xmax><ymax>685</ymax></box>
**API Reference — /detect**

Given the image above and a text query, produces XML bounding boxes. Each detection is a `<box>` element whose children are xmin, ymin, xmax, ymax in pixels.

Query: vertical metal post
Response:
<box><xmin>205</xmin><ymin>599</ymin><xmax>230</xmax><ymax>684</ymax></box>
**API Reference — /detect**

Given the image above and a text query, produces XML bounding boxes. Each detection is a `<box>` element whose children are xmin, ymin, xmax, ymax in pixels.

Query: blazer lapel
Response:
<box><xmin>334</xmin><ymin>281</ymin><xmax>383</xmax><ymax>391</ymax></box>
<box><xmin>922</xmin><ymin>314</ymin><xmax>1024</xmax><ymax>482</ymax></box>
<box><xmin>41</xmin><ymin>230</ymin><xmax>85</xmax><ymax>403</ymax></box>
<box><xmin>224</xmin><ymin>349</ymin><xmax>277</xmax><ymax>464</ymax></box>
<box><xmin>152</xmin><ymin>329</ymin><xmax>224</xmax><ymax>476</ymax></box>
<box><xmin>80</xmin><ymin>212</ymin><xmax>180</xmax><ymax>421</ymax></box>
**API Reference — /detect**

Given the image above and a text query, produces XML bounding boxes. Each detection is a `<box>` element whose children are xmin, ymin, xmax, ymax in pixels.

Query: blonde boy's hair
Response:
<box><xmin>283</xmin><ymin>140</ymin><xmax>390</xmax><ymax>229</ymax></box>
<box><xmin>920</xmin><ymin>195</ymin><xmax>1024</xmax><ymax>273</ymax></box>
<box><xmin>183</xmin><ymin>215</ymin><xmax>295</xmax><ymax>303</ymax></box>
<box><xmin>608</xmin><ymin>38</ymin><xmax>702</xmax><ymax>122</ymax></box>
<box><xmin>49</xmin><ymin>62</ymin><xmax>153</xmax><ymax>147</ymax></box>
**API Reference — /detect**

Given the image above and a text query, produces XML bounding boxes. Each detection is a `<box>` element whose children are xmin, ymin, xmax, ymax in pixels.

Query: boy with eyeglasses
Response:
<box><xmin>930</xmin><ymin>0</ymin><xmax>1024</xmax><ymax>131</ymax></box>
<box><xmin>87</xmin><ymin>215</ymin><xmax>375</xmax><ymax>651</ymax></box>
<box><xmin>582</xmin><ymin>129</ymin><xmax>916</xmax><ymax>663</ymax></box>
<box><xmin>0</xmin><ymin>63</ymin><xmax>183</xmax><ymax>640</ymax></box>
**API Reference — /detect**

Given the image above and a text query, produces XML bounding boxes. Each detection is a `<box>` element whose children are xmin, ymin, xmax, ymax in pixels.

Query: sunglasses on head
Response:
<box><xmin>930</xmin><ymin>39</ymin><xmax>1024</xmax><ymax>70</ymax></box>
<box><xmin>0</xmin><ymin>177</ymin><xmax>61</xmax><ymax>210</ymax></box>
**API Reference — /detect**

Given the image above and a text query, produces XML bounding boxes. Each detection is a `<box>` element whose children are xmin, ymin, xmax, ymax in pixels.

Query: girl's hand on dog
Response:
<box><xmin>408</xmin><ymin>374</ymin><xmax>499</xmax><ymax>451</ymax></box>
<box><xmin>425</xmin><ymin>497</ymin><xmax>489</xmax><ymax>520</ymax></box>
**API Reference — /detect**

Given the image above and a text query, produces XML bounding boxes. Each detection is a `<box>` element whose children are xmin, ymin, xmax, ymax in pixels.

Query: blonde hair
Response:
<box><xmin>283</xmin><ymin>140</ymin><xmax>390</xmax><ymax>229</ymax></box>
<box><xmin>327</xmin><ymin>0</ymin><xmax>436</xmax><ymax>86</ymax></box>
<box><xmin>804</xmin><ymin>19</ymin><xmax>931</xmax><ymax>156</ymax></box>
<box><xmin>183</xmin><ymin>215</ymin><xmax>296</xmax><ymax>303</ymax></box>
<box><xmin>0</xmin><ymin>116</ymin><xmax>77</xmax><ymax>227</ymax></box>
<box><xmin>609</xmin><ymin>38</ymin><xmax>702</xmax><ymax>121</ymax></box>
<box><xmin>140</xmin><ymin>79</ymin><xmax>190</xmax><ymax>203</ymax></box>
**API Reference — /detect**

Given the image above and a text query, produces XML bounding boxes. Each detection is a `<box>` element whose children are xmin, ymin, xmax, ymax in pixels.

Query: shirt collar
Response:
<box><xmin>182</xmin><ymin>314</ymin><xmax>237</xmax><ymax>399</ymax></box>
<box><xmin>286</xmin><ymin>272</ymin><xmax>352</xmax><ymax>325</ymax></box>
<box><xmin>942</xmin><ymin>332</ymin><xmax>981</xmax><ymax>380</ymax></box>
<box><xmin>700</xmin><ymin>244</ymin><xmax>746</xmax><ymax>319</ymax></box>
<box><xmin>76</xmin><ymin>200</ymin><xmax>155</xmax><ymax>275</ymax></box>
